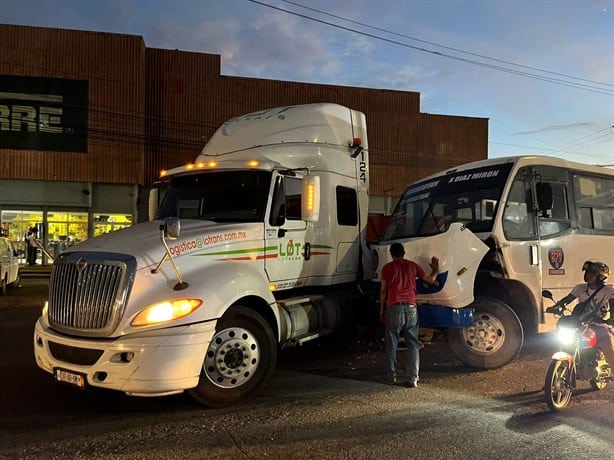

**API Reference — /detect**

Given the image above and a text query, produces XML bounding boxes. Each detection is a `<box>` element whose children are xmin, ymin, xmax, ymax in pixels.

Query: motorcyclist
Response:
<box><xmin>546</xmin><ymin>260</ymin><xmax>614</xmax><ymax>366</ymax></box>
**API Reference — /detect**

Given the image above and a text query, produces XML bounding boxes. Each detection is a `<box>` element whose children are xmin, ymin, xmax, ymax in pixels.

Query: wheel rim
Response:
<box><xmin>550</xmin><ymin>363</ymin><xmax>572</xmax><ymax>408</ymax></box>
<box><xmin>204</xmin><ymin>326</ymin><xmax>260</xmax><ymax>389</ymax></box>
<box><xmin>460</xmin><ymin>312</ymin><xmax>506</xmax><ymax>354</ymax></box>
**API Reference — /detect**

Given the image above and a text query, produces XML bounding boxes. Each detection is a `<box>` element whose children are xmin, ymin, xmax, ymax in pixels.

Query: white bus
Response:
<box><xmin>372</xmin><ymin>155</ymin><xmax>614</xmax><ymax>369</ymax></box>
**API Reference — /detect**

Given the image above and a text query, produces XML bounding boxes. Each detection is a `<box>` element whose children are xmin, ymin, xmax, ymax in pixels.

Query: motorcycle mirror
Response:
<box><xmin>542</xmin><ymin>289</ymin><xmax>554</xmax><ymax>300</ymax></box>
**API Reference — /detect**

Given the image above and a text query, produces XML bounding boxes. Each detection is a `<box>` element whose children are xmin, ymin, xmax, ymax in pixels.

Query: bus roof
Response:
<box><xmin>412</xmin><ymin>155</ymin><xmax>614</xmax><ymax>186</ymax></box>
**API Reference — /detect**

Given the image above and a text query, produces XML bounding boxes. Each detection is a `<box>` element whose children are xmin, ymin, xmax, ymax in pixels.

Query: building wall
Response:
<box><xmin>0</xmin><ymin>24</ymin><xmax>488</xmax><ymax>250</ymax></box>
<box><xmin>0</xmin><ymin>24</ymin><xmax>145</xmax><ymax>184</ymax></box>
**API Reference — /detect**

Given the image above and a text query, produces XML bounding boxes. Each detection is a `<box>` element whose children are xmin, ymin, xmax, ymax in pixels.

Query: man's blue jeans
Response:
<box><xmin>384</xmin><ymin>303</ymin><xmax>420</xmax><ymax>383</ymax></box>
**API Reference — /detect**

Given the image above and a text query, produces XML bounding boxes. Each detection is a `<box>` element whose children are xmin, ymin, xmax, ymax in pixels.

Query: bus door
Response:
<box><xmin>539</xmin><ymin>172</ymin><xmax>614</xmax><ymax>302</ymax></box>
<box><xmin>500</xmin><ymin>167</ymin><xmax>542</xmax><ymax>302</ymax></box>
<box><xmin>533</xmin><ymin>171</ymin><xmax>577</xmax><ymax>302</ymax></box>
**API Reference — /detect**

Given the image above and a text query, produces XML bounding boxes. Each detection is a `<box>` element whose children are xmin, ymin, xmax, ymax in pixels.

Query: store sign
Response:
<box><xmin>0</xmin><ymin>75</ymin><xmax>88</xmax><ymax>152</ymax></box>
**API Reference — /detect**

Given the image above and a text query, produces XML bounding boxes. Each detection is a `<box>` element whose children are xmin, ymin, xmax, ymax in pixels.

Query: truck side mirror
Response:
<box><xmin>163</xmin><ymin>217</ymin><xmax>181</xmax><ymax>240</ymax></box>
<box><xmin>301</xmin><ymin>175</ymin><xmax>320</xmax><ymax>222</ymax></box>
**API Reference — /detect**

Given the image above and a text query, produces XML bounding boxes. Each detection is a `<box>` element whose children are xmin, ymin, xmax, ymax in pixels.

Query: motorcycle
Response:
<box><xmin>542</xmin><ymin>290</ymin><xmax>612</xmax><ymax>411</ymax></box>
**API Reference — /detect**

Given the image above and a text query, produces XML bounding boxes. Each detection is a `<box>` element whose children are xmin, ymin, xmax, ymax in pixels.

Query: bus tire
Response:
<box><xmin>447</xmin><ymin>297</ymin><xmax>523</xmax><ymax>369</ymax></box>
<box><xmin>188</xmin><ymin>305</ymin><xmax>277</xmax><ymax>408</ymax></box>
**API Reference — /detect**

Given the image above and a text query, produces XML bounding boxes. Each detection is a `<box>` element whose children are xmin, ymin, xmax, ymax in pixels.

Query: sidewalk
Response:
<box><xmin>18</xmin><ymin>264</ymin><xmax>52</xmax><ymax>278</ymax></box>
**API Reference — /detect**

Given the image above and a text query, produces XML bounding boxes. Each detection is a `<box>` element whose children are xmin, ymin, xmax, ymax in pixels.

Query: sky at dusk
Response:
<box><xmin>2</xmin><ymin>0</ymin><xmax>612</xmax><ymax>166</ymax></box>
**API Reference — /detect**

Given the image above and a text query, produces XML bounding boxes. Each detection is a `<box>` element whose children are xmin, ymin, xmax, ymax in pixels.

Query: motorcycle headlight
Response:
<box><xmin>131</xmin><ymin>298</ymin><xmax>202</xmax><ymax>326</ymax></box>
<box><xmin>557</xmin><ymin>327</ymin><xmax>577</xmax><ymax>345</ymax></box>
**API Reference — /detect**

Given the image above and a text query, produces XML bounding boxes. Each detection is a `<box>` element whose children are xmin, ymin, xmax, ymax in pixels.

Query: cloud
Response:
<box><xmin>164</xmin><ymin>10</ymin><xmax>341</xmax><ymax>83</ymax></box>
<box><xmin>515</xmin><ymin>122</ymin><xmax>594</xmax><ymax>135</ymax></box>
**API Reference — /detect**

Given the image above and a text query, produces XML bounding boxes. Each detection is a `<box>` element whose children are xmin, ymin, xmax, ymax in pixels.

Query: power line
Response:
<box><xmin>488</xmin><ymin>140</ymin><xmax>613</xmax><ymax>162</ymax></box>
<box><xmin>247</xmin><ymin>0</ymin><xmax>613</xmax><ymax>96</ymax></box>
<box><xmin>555</xmin><ymin>126</ymin><xmax>613</xmax><ymax>151</ymax></box>
<box><xmin>280</xmin><ymin>0</ymin><xmax>613</xmax><ymax>90</ymax></box>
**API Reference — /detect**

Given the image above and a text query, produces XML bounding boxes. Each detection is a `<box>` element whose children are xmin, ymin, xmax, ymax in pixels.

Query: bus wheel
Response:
<box><xmin>447</xmin><ymin>297</ymin><xmax>523</xmax><ymax>369</ymax></box>
<box><xmin>188</xmin><ymin>305</ymin><xmax>277</xmax><ymax>408</ymax></box>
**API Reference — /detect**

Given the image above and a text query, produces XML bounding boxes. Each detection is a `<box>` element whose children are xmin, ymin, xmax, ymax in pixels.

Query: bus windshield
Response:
<box><xmin>156</xmin><ymin>171</ymin><xmax>272</xmax><ymax>223</ymax></box>
<box><xmin>382</xmin><ymin>163</ymin><xmax>514</xmax><ymax>240</ymax></box>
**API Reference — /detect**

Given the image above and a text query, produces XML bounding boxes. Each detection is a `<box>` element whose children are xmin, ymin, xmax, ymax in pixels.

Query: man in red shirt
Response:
<box><xmin>380</xmin><ymin>242</ymin><xmax>439</xmax><ymax>387</ymax></box>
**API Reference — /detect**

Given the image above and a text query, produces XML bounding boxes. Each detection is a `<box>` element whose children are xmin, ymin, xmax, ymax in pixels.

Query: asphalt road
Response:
<box><xmin>1</xmin><ymin>283</ymin><xmax>613</xmax><ymax>459</ymax></box>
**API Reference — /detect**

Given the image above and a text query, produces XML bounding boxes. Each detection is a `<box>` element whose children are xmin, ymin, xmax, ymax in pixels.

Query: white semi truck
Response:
<box><xmin>33</xmin><ymin>103</ymin><xmax>487</xmax><ymax>407</ymax></box>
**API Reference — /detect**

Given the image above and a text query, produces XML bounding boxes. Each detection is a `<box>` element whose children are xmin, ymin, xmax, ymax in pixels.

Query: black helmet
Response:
<box><xmin>582</xmin><ymin>260</ymin><xmax>610</xmax><ymax>282</ymax></box>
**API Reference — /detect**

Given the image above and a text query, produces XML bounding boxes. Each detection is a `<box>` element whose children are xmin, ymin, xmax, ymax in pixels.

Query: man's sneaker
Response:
<box><xmin>406</xmin><ymin>380</ymin><xmax>418</xmax><ymax>388</ymax></box>
<box><xmin>384</xmin><ymin>375</ymin><xmax>397</xmax><ymax>384</ymax></box>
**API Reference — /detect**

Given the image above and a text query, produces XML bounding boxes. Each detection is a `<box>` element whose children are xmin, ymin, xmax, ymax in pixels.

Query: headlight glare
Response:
<box><xmin>132</xmin><ymin>298</ymin><xmax>202</xmax><ymax>326</ymax></box>
<box><xmin>557</xmin><ymin>327</ymin><xmax>577</xmax><ymax>345</ymax></box>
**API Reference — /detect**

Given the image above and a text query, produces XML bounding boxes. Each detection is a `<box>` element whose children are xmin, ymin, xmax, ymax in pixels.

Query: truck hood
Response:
<box><xmin>64</xmin><ymin>220</ymin><xmax>261</xmax><ymax>270</ymax></box>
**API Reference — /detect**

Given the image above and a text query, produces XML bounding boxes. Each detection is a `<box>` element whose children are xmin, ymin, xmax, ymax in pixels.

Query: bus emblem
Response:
<box><xmin>548</xmin><ymin>247</ymin><xmax>564</xmax><ymax>269</ymax></box>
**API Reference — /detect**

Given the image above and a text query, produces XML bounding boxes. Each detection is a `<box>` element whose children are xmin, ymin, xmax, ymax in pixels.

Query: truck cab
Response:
<box><xmin>34</xmin><ymin>103</ymin><xmax>371</xmax><ymax>407</ymax></box>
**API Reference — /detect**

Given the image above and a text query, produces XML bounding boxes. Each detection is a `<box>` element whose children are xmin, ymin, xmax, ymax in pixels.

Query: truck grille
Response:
<box><xmin>48</xmin><ymin>252</ymin><xmax>137</xmax><ymax>337</ymax></box>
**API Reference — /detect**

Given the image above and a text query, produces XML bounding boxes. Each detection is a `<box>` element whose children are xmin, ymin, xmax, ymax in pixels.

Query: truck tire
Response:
<box><xmin>188</xmin><ymin>305</ymin><xmax>277</xmax><ymax>408</ymax></box>
<box><xmin>447</xmin><ymin>297</ymin><xmax>523</xmax><ymax>369</ymax></box>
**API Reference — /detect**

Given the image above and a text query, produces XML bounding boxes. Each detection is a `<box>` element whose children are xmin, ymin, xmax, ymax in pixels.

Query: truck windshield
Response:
<box><xmin>156</xmin><ymin>171</ymin><xmax>272</xmax><ymax>223</ymax></box>
<box><xmin>382</xmin><ymin>163</ymin><xmax>514</xmax><ymax>240</ymax></box>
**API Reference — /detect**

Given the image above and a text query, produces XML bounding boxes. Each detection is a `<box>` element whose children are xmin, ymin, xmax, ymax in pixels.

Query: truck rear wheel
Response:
<box><xmin>188</xmin><ymin>305</ymin><xmax>277</xmax><ymax>408</ymax></box>
<box><xmin>447</xmin><ymin>297</ymin><xmax>523</xmax><ymax>369</ymax></box>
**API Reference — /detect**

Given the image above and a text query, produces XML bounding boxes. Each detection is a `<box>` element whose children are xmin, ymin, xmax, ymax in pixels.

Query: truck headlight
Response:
<box><xmin>131</xmin><ymin>299</ymin><xmax>202</xmax><ymax>326</ymax></box>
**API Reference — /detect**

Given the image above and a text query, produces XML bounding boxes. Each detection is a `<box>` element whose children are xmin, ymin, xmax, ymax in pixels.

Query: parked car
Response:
<box><xmin>0</xmin><ymin>236</ymin><xmax>21</xmax><ymax>294</ymax></box>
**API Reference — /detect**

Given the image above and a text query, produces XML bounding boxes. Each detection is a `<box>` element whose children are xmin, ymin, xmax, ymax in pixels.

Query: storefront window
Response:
<box><xmin>0</xmin><ymin>210</ymin><xmax>43</xmax><ymax>263</ymax></box>
<box><xmin>94</xmin><ymin>213</ymin><xmax>133</xmax><ymax>237</ymax></box>
<box><xmin>0</xmin><ymin>210</ymin><xmax>134</xmax><ymax>263</ymax></box>
<box><xmin>47</xmin><ymin>211</ymin><xmax>88</xmax><ymax>256</ymax></box>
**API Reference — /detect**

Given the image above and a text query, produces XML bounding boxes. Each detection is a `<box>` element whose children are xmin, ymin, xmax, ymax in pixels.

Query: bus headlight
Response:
<box><xmin>131</xmin><ymin>299</ymin><xmax>203</xmax><ymax>326</ymax></box>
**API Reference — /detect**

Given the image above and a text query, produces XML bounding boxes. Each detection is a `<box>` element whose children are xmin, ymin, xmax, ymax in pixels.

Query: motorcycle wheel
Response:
<box><xmin>545</xmin><ymin>358</ymin><xmax>573</xmax><ymax>411</ymax></box>
<box><xmin>590</xmin><ymin>364</ymin><xmax>611</xmax><ymax>390</ymax></box>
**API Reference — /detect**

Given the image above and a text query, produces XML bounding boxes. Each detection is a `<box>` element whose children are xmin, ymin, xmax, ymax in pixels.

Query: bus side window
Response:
<box><xmin>538</xmin><ymin>183</ymin><xmax>570</xmax><ymax>237</ymax></box>
<box><xmin>574</xmin><ymin>175</ymin><xmax>614</xmax><ymax>231</ymax></box>
<box><xmin>502</xmin><ymin>176</ymin><xmax>534</xmax><ymax>239</ymax></box>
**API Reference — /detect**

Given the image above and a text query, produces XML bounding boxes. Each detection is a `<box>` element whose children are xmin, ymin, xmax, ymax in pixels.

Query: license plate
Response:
<box><xmin>54</xmin><ymin>368</ymin><xmax>86</xmax><ymax>389</ymax></box>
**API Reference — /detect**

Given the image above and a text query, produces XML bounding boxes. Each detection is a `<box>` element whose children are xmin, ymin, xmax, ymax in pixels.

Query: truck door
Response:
<box><xmin>264</xmin><ymin>174</ymin><xmax>309</xmax><ymax>288</ymax></box>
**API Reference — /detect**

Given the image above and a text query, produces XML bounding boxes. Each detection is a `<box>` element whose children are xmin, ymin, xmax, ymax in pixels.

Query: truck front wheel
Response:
<box><xmin>447</xmin><ymin>297</ymin><xmax>523</xmax><ymax>369</ymax></box>
<box><xmin>189</xmin><ymin>305</ymin><xmax>277</xmax><ymax>408</ymax></box>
